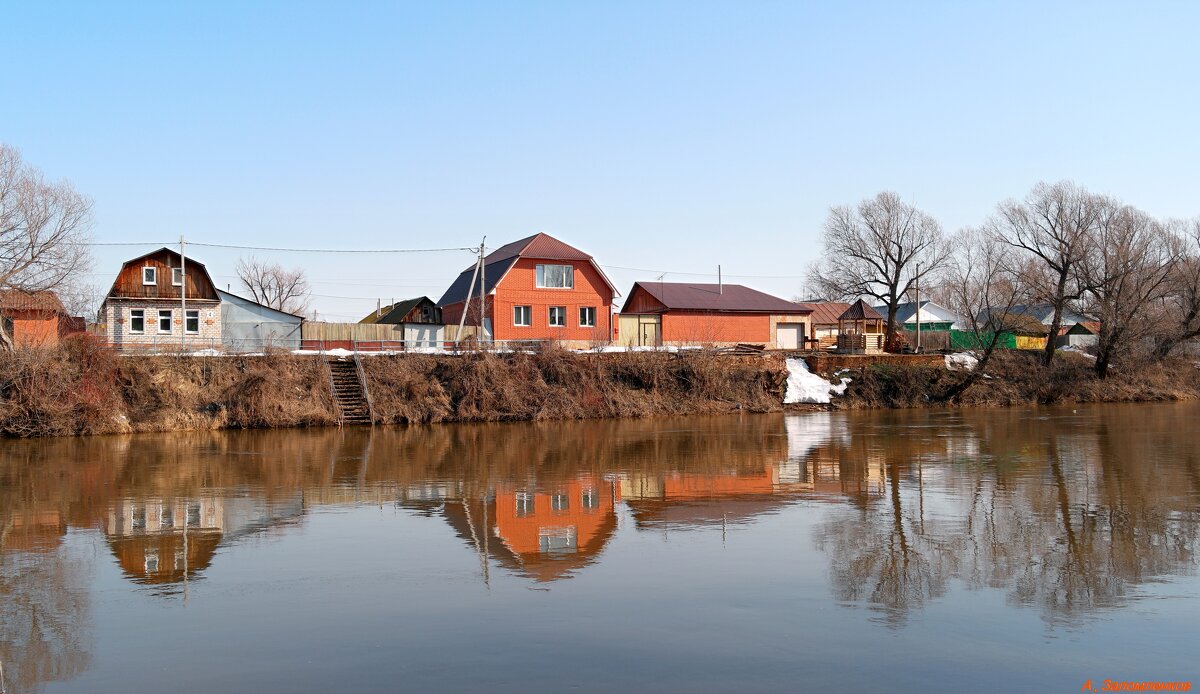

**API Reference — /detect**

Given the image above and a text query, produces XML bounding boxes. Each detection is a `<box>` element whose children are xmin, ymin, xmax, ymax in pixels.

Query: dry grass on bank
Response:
<box><xmin>0</xmin><ymin>335</ymin><xmax>337</xmax><ymax>437</ymax></box>
<box><xmin>360</xmin><ymin>348</ymin><xmax>788</xmax><ymax>424</ymax></box>
<box><xmin>836</xmin><ymin>350</ymin><xmax>1200</xmax><ymax>410</ymax></box>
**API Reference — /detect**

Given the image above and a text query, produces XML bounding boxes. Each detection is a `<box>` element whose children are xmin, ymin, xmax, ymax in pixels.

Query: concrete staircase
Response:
<box><xmin>327</xmin><ymin>358</ymin><xmax>372</xmax><ymax>425</ymax></box>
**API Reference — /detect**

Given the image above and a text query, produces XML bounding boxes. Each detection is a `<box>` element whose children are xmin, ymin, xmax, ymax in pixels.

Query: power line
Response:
<box><xmin>79</xmin><ymin>240</ymin><xmax>480</xmax><ymax>253</ymax></box>
<box><xmin>598</xmin><ymin>262</ymin><xmax>806</xmax><ymax>280</ymax></box>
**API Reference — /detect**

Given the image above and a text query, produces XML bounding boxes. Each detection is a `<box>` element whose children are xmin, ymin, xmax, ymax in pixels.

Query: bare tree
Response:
<box><xmin>942</xmin><ymin>226</ymin><xmax>1030</xmax><ymax>397</ymax></box>
<box><xmin>807</xmin><ymin>191</ymin><xmax>949</xmax><ymax>349</ymax></box>
<box><xmin>1080</xmin><ymin>200</ymin><xmax>1180</xmax><ymax>378</ymax></box>
<box><xmin>0</xmin><ymin>143</ymin><xmax>94</xmax><ymax>348</ymax></box>
<box><xmin>1151</xmin><ymin>219</ymin><xmax>1200</xmax><ymax>359</ymax></box>
<box><xmin>994</xmin><ymin>181</ymin><xmax>1098</xmax><ymax>366</ymax></box>
<box><xmin>235</xmin><ymin>256</ymin><xmax>311</xmax><ymax>314</ymax></box>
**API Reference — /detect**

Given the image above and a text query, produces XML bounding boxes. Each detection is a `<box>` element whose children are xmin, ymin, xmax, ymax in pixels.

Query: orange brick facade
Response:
<box><xmin>661</xmin><ymin>312</ymin><xmax>772</xmax><ymax>344</ymax></box>
<box><xmin>444</xmin><ymin>257</ymin><xmax>613</xmax><ymax>345</ymax></box>
<box><xmin>4</xmin><ymin>311</ymin><xmax>62</xmax><ymax>348</ymax></box>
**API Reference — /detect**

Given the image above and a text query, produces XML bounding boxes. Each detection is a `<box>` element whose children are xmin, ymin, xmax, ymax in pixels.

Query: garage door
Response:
<box><xmin>776</xmin><ymin>323</ymin><xmax>804</xmax><ymax>350</ymax></box>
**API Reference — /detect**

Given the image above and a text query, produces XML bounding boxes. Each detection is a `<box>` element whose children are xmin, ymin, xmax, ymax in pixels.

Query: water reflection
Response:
<box><xmin>1</xmin><ymin>405</ymin><xmax>1199</xmax><ymax>691</ymax></box>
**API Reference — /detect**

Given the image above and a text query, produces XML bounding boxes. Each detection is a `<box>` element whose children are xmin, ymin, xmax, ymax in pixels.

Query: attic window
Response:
<box><xmin>536</xmin><ymin>264</ymin><xmax>573</xmax><ymax>289</ymax></box>
<box><xmin>172</xmin><ymin>267</ymin><xmax>184</xmax><ymax>286</ymax></box>
<box><xmin>142</xmin><ymin>266</ymin><xmax>157</xmax><ymax>285</ymax></box>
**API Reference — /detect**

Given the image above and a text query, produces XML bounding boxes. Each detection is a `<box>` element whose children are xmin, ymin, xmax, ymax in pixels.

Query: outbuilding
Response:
<box><xmin>617</xmin><ymin>282</ymin><xmax>812</xmax><ymax>349</ymax></box>
<box><xmin>217</xmin><ymin>289</ymin><xmax>304</xmax><ymax>351</ymax></box>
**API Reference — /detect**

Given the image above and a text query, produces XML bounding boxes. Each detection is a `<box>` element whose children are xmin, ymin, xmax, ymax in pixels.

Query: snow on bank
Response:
<box><xmin>944</xmin><ymin>352</ymin><xmax>980</xmax><ymax>371</ymax></box>
<box><xmin>784</xmin><ymin>358</ymin><xmax>850</xmax><ymax>404</ymax></box>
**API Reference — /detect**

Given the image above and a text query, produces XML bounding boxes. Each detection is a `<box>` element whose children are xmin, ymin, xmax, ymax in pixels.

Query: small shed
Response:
<box><xmin>0</xmin><ymin>289</ymin><xmax>75</xmax><ymax>348</ymax></box>
<box><xmin>217</xmin><ymin>289</ymin><xmax>303</xmax><ymax>351</ymax></box>
<box><xmin>1060</xmin><ymin>321</ymin><xmax>1099</xmax><ymax>349</ymax></box>
<box><xmin>358</xmin><ymin>297</ymin><xmax>444</xmax><ymax>349</ymax></box>
<box><xmin>837</xmin><ymin>300</ymin><xmax>885</xmax><ymax>354</ymax></box>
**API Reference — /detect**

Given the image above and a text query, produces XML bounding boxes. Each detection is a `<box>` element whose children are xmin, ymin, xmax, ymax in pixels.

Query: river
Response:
<box><xmin>1</xmin><ymin>403</ymin><xmax>1197</xmax><ymax>693</ymax></box>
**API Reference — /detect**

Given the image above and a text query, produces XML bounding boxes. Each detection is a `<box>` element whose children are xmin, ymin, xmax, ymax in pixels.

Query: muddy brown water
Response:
<box><xmin>1</xmin><ymin>403</ymin><xmax>1198</xmax><ymax>693</ymax></box>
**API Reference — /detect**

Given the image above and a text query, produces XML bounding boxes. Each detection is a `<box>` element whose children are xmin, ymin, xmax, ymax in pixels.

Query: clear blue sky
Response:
<box><xmin>4</xmin><ymin>1</ymin><xmax>1198</xmax><ymax>318</ymax></box>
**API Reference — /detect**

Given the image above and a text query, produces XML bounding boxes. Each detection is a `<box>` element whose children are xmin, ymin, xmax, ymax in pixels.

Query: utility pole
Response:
<box><xmin>914</xmin><ymin>262</ymin><xmax>921</xmax><ymax>353</ymax></box>
<box><xmin>180</xmin><ymin>235</ymin><xmax>187</xmax><ymax>351</ymax></box>
<box><xmin>478</xmin><ymin>237</ymin><xmax>486</xmax><ymax>344</ymax></box>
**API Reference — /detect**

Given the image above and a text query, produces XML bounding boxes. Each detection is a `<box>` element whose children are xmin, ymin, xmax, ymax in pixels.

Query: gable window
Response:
<box><xmin>129</xmin><ymin>309</ymin><xmax>145</xmax><ymax>333</ymax></box>
<box><xmin>579</xmin><ymin>306</ymin><xmax>596</xmax><ymax>327</ymax></box>
<box><xmin>172</xmin><ymin>267</ymin><xmax>184</xmax><ymax>286</ymax></box>
<box><xmin>548</xmin><ymin>306</ymin><xmax>566</xmax><ymax>327</ymax></box>
<box><xmin>185</xmin><ymin>309</ymin><xmax>199</xmax><ymax>334</ymax></box>
<box><xmin>536</xmin><ymin>264</ymin><xmax>574</xmax><ymax>289</ymax></box>
<box><xmin>158</xmin><ymin>309</ymin><xmax>173</xmax><ymax>332</ymax></box>
<box><xmin>142</xmin><ymin>266</ymin><xmax>157</xmax><ymax>285</ymax></box>
<box><xmin>513</xmin><ymin>305</ymin><xmax>531</xmax><ymax>327</ymax></box>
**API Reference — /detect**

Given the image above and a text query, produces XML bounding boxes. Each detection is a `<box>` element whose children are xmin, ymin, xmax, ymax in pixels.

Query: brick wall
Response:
<box><xmin>105</xmin><ymin>300</ymin><xmax>222</xmax><ymax>350</ymax></box>
<box><xmin>489</xmin><ymin>258</ymin><xmax>614</xmax><ymax>344</ymax></box>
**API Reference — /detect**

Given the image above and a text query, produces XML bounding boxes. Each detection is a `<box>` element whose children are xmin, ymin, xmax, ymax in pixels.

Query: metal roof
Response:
<box><xmin>360</xmin><ymin>297</ymin><xmax>433</xmax><ymax>324</ymax></box>
<box><xmin>800</xmin><ymin>302</ymin><xmax>851</xmax><ymax>326</ymax></box>
<box><xmin>623</xmin><ymin>282</ymin><xmax>809</xmax><ymax>314</ymax></box>
<box><xmin>838</xmin><ymin>300</ymin><xmax>884</xmax><ymax>321</ymax></box>
<box><xmin>437</xmin><ymin>232</ymin><xmax>616</xmax><ymax>306</ymax></box>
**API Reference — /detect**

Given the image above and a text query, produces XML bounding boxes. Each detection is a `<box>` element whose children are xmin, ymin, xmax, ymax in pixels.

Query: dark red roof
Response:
<box><xmin>622</xmin><ymin>282</ymin><xmax>809</xmax><ymax>314</ymax></box>
<box><xmin>838</xmin><ymin>300</ymin><xmax>884</xmax><ymax>321</ymax></box>
<box><xmin>800</xmin><ymin>302</ymin><xmax>851</xmax><ymax>326</ymax></box>
<box><xmin>438</xmin><ymin>232</ymin><xmax>617</xmax><ymax>306</ymax></box>
<box><xmin>0</xmin><ymin>289</ymin><xmax>66</xmax><ymax>313</ymax></box>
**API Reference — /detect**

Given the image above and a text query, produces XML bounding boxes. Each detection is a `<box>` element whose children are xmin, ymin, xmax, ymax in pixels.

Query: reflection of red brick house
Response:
<box><xmin>617</xmin><ymin>282</ymin><xmax>812</xmax><ymax>349</ymax></box>
<box><xmin>438</xmin><ymin>233</ymin><xmax>618</xmax><ymax>347</ymax></box>
<box><xmin>0</xmin><ymin>289</ymin><xmax>77</xmax><ymax>348</ymax></box>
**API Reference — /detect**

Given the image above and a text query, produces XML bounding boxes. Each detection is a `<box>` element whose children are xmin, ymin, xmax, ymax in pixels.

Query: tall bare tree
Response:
<box><xmin>1151</xmin><ymin>219</ymin><xmax>1200</xmax><ymax>359</ymax></box>
<box><xmin>808</xmin><ymin>191</ymin><xmax>948</xmax><ymax>348</ymax></box>
<box><xmin>994</xmin><ymin>181</ymin><xmax>1098</xmax><ymax>365</ymax></box>
<box><xmin>235</xmin><ymin>256</ymin><xmax>311</xmax><ymax>314</ymax></box>
<box><xmin>942</xmin><ymin>226</ymin><xmax>1030</xmax><ymax>397</ymax></box>
<box><xmin>1080</xmin><ymin>200</ymin><xmax>1180</xmax><ymax>378</ymax></box>
<box><xmin>0</xmin><ymin>143</ymin><xmax>94</xmax><ymax>347</ymax></box>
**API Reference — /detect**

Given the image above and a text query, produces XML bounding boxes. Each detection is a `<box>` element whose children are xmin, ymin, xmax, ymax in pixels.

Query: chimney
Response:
<box><xmin>377</xmin><ymin>298</ymin><xmax>381</xmax><ymax>317</ymax></box>
<box><xmin>718</xmin><ymin>265</ymin><xmax>723</xmax><ymax>294</ymax></box>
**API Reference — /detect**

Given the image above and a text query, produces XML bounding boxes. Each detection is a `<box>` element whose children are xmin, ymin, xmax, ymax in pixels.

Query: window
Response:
<box><xmin>144</xmin><ymin>551</ymin><xmax>159</xmax><ymax>573</ymax></box>
<box><xmin>185</xmin><ymin>309</ymin><xmax>199</xmax><ymax>334</ymax></box>
<box><xmin>158</xmin><ymin>309</ymin><xmax>173</xmax><ymax>332</ymax></box>
<box><xmin>172</xmin><ymin>267</ymin><xmax>184</xmax><ymax>286</ymax></box>
<box><xmin>160</xmin><ymin>505</ymin><xmax>174</xmax><ymax>529</ymax></box>
<box><xmin>142</xmin><ymin>266</ymin><xmax>157</xmax><ymax>285</ymax></box>
<box><xmin>551</xmin><ymin>494</ymin><xmax>569</xmax><ymax>512</ymax></box>
<box><xmin>515</xmin><ymin>491</ymin><xmax>535</xmax><ymax>517</ymax></box>
<box><xmin>539</xmin><ymin>528</ymin><xmax>577</xmax><ymax>554</ymax></box>
<box><xmin>548</xmin><ymin>306</ymin><xmax>566</xmax><ymax>327</ymax></box>
<box><xmin>186</xmin><ymin>502</ymin><xmax>201</xmax><ymax>528</ymax></box>
<box><xmin>579</xmin><ymin>307</ymin><xmax>596</xmax><ymax>327</ymax></box>
<box><xmin>513</xmin><ymin>305</ymin><xmax>532</xmax><ymax>327</ymax></box>
<box><xmin>536</xmin><ymin>264</ymin><xmax>574</xmax><ymax>289</ymax></box>
<box><xmin>132</xmin><ymin>505</ymin><xmax>147</xmax><ymax>531</ymax></box>
<box><xmin>582</xmin><ymin>488</ymin><xmax>599</xmax><ymax>510</ymax></box>
<box><xmin>130</xmin><ymin>309</ymin><xmax>145</xmax><ymax>333</ymax></box>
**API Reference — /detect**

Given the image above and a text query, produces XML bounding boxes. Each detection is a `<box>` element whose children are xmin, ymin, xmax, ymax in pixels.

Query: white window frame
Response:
<box><xmin>579</xmin><ymin>306</ymin><xmax>596</xmax><ymax>327</ymax></box>
<box><xmin>172</xmin><ymin>267</ymin><xmax>184</xmax><ymax>286</ymax></box>
<box><xmin>158</xmin><ymin>309</ymin><xmax>173</xmax><ymax>333</ymax></box>
<box><xmin>513</xmin><ymin>305</ymin><xmax>531</xmax><ymax>327</ymax></box>
<box><xmin>129</xmin><ymin>309</ymin><xmax>145</xmax><ymax>333</ymax></box>
<box><xmin>185</xmin><ymin>309</ymin><xmax>200</xmax><ymax>334</ymax></box>
<box><xmin>548</xmin><ymin>306</ymin><xmax>566</xmax><ymax>327</ymax></box>
<box><xmin>535</xmin><ymin>264</ymin><xmax>574</xmax><ymax>289</ymax></box>
<box><xmin>142</xmin><ymin>266</ymin><xmax>157</xmax><ymax>285</ymax></box>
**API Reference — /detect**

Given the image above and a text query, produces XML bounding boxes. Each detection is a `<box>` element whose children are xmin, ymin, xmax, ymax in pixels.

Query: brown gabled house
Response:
<box><xmin>101</xmin><ymin>247</ymin><xmax>222</xmax><ymax>350</ymax></box>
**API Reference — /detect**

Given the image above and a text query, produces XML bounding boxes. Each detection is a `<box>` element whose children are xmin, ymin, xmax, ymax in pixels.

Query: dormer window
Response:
<box><xmin>536</xmin><ymin>264</ymin><xmax>573</xmax><ymax>289</ymax></box>
<box><xmin>172</xmin><ymin>267</ymin><xmax>184</xmax><ymax>286</ymax></box>
<box><xmin>142</xmin><ymin>266</ymin><xmax>157</xmax><ymax>285</ymax></box>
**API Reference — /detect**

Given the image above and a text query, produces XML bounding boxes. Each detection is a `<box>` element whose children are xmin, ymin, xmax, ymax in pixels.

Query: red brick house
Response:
<box><xmin>438</xmin><ymin>233</ymin><xmax>618</xmax><ymax>347</ymax></box>
<box><xmin>0</xmin><ymin>289</ymin><xmax>76</xmax><ymax>348</ymax></box>
<box><xmin>618</xmin><ymin>282</ymin><xmax>812</xmax><ymax>349</ymax></box>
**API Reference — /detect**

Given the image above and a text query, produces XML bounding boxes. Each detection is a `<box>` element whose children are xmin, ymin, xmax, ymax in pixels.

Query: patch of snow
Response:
<box><xmin>944</xmin><ymin>352</ymin><xmax>980</xmax><ymax>371</ymax></box>
<box><xmin>1058</xmin><ymin>345</ymin><xmax>1097</xmax><ymax>360</ymax></box>
<box><xmin>784</xmin><ymin>358</ymin><xmax>849</xmax><ymax>404</ymax></box>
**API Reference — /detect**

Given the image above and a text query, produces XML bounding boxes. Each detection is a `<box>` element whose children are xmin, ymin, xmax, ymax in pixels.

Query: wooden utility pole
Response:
<box><xmin>914</xmin><ymin>262</ymin><xmax>921</xmax><ymax>353</ymax></box>
<box><xmin>478</xmin><ymin>237</ymin><xmax>487</xmax><ymax>344</ymax></box>
<box><xmin>180</xmin><ymin>235</ymin><xmax>187</xmax><ymax>351</ymax></box>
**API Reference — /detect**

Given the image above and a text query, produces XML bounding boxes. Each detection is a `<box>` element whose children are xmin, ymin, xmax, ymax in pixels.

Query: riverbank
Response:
<box><xmin>0</xmin><ymin>337</ymin><xmax>1196</xmax><ymax>437</ymax></box>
